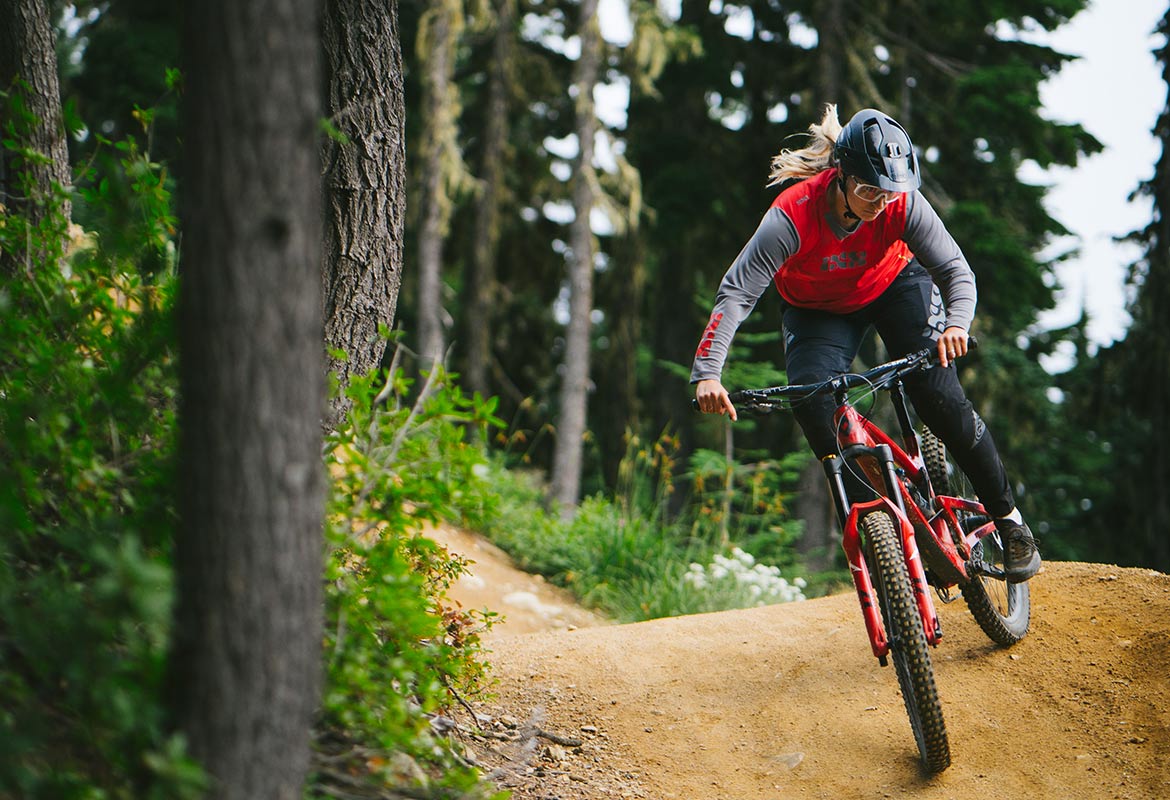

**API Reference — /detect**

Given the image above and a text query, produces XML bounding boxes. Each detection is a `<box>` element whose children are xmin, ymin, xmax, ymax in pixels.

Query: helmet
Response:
<box><xmin>834</xmin><ymin>108</ymin><xmax>920</xmax><ymax>193</ymax></box>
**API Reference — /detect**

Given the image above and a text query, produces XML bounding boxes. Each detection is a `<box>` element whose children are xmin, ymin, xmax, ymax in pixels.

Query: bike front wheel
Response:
<box><xmin>863</xmin><ymin>510</ymin><xmax>951</xmax><ymax>773</ymax></box>
<box><xmin>920</xmin><ymin>426</ymin><xmax>1030</xmax><ymax>646</ymax></box>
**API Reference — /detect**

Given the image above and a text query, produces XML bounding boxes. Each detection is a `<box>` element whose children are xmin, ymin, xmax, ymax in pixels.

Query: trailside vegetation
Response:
<box><xmin>4</xmin><ymin>0</ymin><xmax>1169</xmax><ymax>795</ymax></box>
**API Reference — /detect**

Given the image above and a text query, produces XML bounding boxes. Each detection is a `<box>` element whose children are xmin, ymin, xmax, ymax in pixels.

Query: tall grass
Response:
<box><xmin>476</xmin><ymin>433</ymin><xmax>813</xmax><ymax>622</ymax></box>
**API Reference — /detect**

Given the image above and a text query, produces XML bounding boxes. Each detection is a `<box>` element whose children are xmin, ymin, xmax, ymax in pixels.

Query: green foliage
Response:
<box><xmin>57</xmin><ymin>2</ymin><xmax>183</xmax><ymax>171</ymax></box>
<box><xmin>686</xmin><ymin>445</ymin><xmax>808</xmax><ymax>561</ymax></box>
<box><xmin>480</xmin><ymin>432</ymin><xmax>808</xmax><ymax>623</ymax></box>
<box><xmin>1049</xmin><ymin>9</ymin><xmax>1170</xmax><ymax>572</ymax></box>
<box><xmin>0</xmin><ymin>104</ymin><xmax>201</xmax><ymax>798</ymax></box>
<box><xmin>312</xmin><ymin>363</ymin><xmax>508</xmax><ymax>798</ymax></box>
<box><xmin>0</xmin><ymin>99</ymin><xmax>510</xmax><ymax>797</ymax></box>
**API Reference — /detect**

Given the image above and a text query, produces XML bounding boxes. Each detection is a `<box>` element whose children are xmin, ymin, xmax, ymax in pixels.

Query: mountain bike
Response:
<box><xmin>709</xmin><ymin>343</ymin><xmax>1030</xmax><ymax>773</ymax></box>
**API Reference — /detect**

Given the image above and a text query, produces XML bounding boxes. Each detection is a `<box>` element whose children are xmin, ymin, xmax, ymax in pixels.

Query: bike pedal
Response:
<box><xmin>967</xmin><ymin>558</ymin><xmax>1006</xmax><ymax>581</ymax></box>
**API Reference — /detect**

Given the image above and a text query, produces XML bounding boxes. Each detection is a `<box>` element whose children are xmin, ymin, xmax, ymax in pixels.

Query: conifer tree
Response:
<box><xmin>551</xmin><ymin>0</ymin><xmax>602</xmax><ymax>512</ymax></box>
<box><xmin>1099</xmin><ymin>8</ymin><xmax>1170</xmax><ymax>570</ymax></box>
<box><xmin>172</xmin><ymin>2</ymin><xmax>324</xmax><ymax>795</ymax></box>
<box><xmin>0</xmin><ymin>0</ymin><xmax>72</xmax><ymax>273</ymax></box>
<box><xmin>321</xmin><ymin>0</ymin><xmax>407</xmax><ymax>428</ymax></box>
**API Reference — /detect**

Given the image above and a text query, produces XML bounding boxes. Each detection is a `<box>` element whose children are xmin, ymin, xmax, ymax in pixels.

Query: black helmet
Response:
<box><xmin>835</xmin><ymin>108</ymin><xmax>920</xmax><ymax>193</ymax></box>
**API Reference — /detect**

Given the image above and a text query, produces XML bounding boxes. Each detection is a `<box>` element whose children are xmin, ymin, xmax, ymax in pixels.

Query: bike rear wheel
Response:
<box><xmin>920</xmin><ymin>427</ymin><xmax>1030</xmax><ymax>646</ymax></box>
<box><xmin>863</xmin><ymin>510</ymin><xmax>951</xmax><ymax>773</ymax></box>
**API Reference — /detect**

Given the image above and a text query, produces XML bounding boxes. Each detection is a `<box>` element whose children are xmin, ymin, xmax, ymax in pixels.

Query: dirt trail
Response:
<box><xmin>429</xmin><ymin>524</ymin><xmax>1170</xmax><ymax>800</ymax></box>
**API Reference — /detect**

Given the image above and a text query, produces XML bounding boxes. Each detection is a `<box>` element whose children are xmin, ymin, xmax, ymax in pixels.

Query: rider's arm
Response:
<box><xmin>901</xmin><ymin>192</ymin><xmax>977</xmax><ymax>333</ymax></box>
<box><xmin>691</xmin><ymin>207</ymin><xmax>799</xmax><ymax>385</ymax></box>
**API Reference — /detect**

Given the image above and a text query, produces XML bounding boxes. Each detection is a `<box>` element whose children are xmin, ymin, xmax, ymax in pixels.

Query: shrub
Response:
<box><xmin>312</xmin><ymin>361</ymin><xmax>507</xmax><ymax>799</ymax></box>
<box><xmin>0</xmin><ymin>97</ymin><xmax>507</xmax><ymax>798</ymax></box>
<box><xmin>478</xmin><ymin>433</ymin><xmax>809</xmax><ymax>623</ymax></box>
<box><xmin>0</xmin><ymin>100</ymin><xmax>200</xmax><ymax>798</ymax></box>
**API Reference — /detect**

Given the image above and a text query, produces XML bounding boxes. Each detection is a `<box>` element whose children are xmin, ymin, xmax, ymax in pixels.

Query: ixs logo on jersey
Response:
<box><xmin>821</xmin><ymin>251</ymin><xmax>868</xmax><ymax>272</ymax></box>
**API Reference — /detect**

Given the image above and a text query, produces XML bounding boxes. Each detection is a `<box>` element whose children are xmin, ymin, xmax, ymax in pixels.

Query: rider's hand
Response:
<box><xmin>937</xmin><ymin>326</ymin><xmax>969</xmax><ymax>368</ymax></box>
<box><xmin>695</xmin><ymin>379</ymin><xmax>737</xmax><ymax>422</ymax></box>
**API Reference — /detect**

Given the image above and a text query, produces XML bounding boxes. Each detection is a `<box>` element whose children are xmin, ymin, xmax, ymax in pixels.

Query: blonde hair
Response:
<box><xmin>767</xmin><ymin>103</ymin><xmax>843</xmax><ymax>187</ymax></box>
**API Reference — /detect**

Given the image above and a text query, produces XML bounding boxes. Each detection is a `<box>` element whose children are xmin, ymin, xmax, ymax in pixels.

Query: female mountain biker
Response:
<box><xmin>691</xmin><ymin>104</ymin><xmax>1041</xmax><ymax>583</ymax></box>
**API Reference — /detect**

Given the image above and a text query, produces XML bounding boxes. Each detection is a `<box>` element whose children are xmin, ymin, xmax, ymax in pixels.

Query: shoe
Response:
<box><xmin>997</xmin><ymin>519</ymin><xmax>1041</xmax><ymax>583</ymax></box>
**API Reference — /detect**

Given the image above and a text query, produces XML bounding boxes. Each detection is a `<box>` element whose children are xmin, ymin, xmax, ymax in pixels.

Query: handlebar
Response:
<box><xmin>693</xmin><ymin>337</ymin><xmax>979</xmax><ymax>414</ymax></box>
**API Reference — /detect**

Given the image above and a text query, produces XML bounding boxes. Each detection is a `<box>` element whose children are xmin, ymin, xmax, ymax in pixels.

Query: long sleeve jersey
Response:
<box><xmin>691</xmin><ymin>168</ymin><xmax>977</xmax><ymax>383</ymax></box>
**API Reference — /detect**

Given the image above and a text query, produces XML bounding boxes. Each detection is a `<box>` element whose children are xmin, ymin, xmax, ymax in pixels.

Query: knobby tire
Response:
<box><xmin>863</xmin><ymin>510</ymin><xmax>951</xmax><ymax>773</ymax></box>
<box><xmin>920</xmin><ymin>427</ymin><xmax>1030</xmax><ymax>646</ymax></box>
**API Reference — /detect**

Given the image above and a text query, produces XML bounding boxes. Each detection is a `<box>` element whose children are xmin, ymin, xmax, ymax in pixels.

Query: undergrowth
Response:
<box><xmin>312</xmin><ymin>362</ymin><xmax>508</xmax><ymax>799</ymax></box>
<box><xmin>0</xmin><ymin>92</ymin><xmax>507</xmax><ymax>799</ymax></box>
<box><xmin>477</xmin><ymin>433</ymin><xmax>812</xmax><ymax>623</ymax></box>
<box><xmin>0</xmin><ymin>85</ymin><xmax>824</xmax><ymax>800</ymax></box>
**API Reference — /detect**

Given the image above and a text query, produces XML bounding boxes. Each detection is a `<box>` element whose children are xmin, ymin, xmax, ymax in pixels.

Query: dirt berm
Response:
<box><xmin>430</xmin><ymin>526</ymin><xmax>1170</xmax><ymax>800</ymax></box>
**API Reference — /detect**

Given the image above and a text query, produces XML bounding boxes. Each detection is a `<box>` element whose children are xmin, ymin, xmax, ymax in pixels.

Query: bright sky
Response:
<box><xmin>594</xmin><ymin>1</ymin><xmax>1167</xmax><ymax>352</ymax></box>
<box><xmin>1026</xmin><ymin>1</ymin><xmax>1165</xmax><ymax>349</ymax></box>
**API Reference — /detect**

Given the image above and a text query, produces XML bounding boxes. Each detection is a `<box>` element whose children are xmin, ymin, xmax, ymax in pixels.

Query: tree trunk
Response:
<box><xmin>791</xmin><ymin>0</ymin><xmax>849</xmax><ymax>570</ymax></box>
<box><xmin>813</xmin><ymin>0</ymin><xmax>845</xmax><ymax>107</ymax></box>
<box><xmin>464</xmin><ymin>0</ymin><xmax>514</xmax><ymax>398</ymax></box>
<box><xmin>550</xmin><ymin>0</ymin><xmax>601</xmax><ymax>513</ymax></box>
<box><xmin>596</xmin><ymin>230</ymin><xmax>645</xmax><ymax>485</ymax></box>
<box><xmin>416</xmin><ymin>2</ymin><xmax>455</xmax><ymax>368</ymax></box>
<box><xmin>172</xmin><ymin>2</ymin><xmax>324</xmax><ymax>798</ymax></box>
<box><xmin>794</xmin><ymin>450</ymin><xmax>838</xmax><ymax>571</ymax></box>
<box><xmin>321</xmin><ymin>0</ymin><xmax>407</xmax><ymax>430</ymax></box>
<box><xmin>0</xmin><ymin>0</ymin><xmax>72</xmax><ymax>274</ymax></box>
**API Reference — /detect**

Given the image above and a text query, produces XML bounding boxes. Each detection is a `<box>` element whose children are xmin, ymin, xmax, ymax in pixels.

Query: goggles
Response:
<box><xmin>852</xmin><ymin>181</ymin><xmax>897</xmax><ymax>205</ymax></box>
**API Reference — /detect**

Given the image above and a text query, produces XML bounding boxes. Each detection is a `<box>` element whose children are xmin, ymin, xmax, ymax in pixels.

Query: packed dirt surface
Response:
<box><xmin>428</xmin><ymin>524</ymin><xmax>1170</xmax><ymax>800</ymax></box>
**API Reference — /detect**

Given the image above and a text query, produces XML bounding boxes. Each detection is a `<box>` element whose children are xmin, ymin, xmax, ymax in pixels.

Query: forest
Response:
<box><xmin>1</xmin><ymin>0</ymin><xmax>1168</xmax><ymax>798</ymax></box>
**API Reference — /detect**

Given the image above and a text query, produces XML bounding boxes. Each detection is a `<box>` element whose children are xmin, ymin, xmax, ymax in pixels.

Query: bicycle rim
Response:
<box><xmin>962</xmin><ymin>526</ymin><xmax>1031</xmax><ymax>645</ymax></box>
<box><xmin>920</xmin><ymin>426</ymin><xmax>1030</xmax><ymax>645</ymax></box>
<box><xmin>863</xmin><ymin>510</ymin><xmax>951</xmax><ymax>773</ymax></box>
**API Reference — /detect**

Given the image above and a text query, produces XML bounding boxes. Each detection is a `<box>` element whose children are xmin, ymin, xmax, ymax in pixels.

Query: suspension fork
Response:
<box><xmin>824</xmin><ymin>450</ymin><xmax>942</xmax><ymax>657</ymax></box>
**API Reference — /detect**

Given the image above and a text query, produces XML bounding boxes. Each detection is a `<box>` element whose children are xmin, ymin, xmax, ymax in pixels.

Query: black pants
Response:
<box><xmin>781</xmin><ymin>263</ymin><xmax>1015</xmax><ymax>518</ymax></box>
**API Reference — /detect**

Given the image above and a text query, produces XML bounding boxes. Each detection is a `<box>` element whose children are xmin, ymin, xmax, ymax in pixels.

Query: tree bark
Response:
<box><xmin>791</xmin><ymin>0</ymin><xmax>849</xmax><ymax>570</ymax></box>
<box><xmin>551</xmin><ymin>0</ymin><xmax>601</xmax><ymax>513</ymax></box>
<box><xmin>172</xmin><ymin>2</ymin><xmax>324</xmax><ymax>798</ymax></box>
<box><xmin>417</xmin><ymin>2</ymin><xmax>456</xmax><ymax>368</ymax></box>
<box><xmin>321</xmin><ymin>0</ymin><xmax>407</xmax><ymax>429</ymax></box>
<box><xmin>464</xmin><ymin>0</ymin><xmax>515</xmax><ymax>399</ymax></box>
<box><xmin>0</xmin><ymin>0</ymin><xmax>72</xmax><ymax>274</ymax></box>
<box><xmin>813</xmin><ymin>0</ymin><xmax>845</xmax><ymax>107</ymax></box>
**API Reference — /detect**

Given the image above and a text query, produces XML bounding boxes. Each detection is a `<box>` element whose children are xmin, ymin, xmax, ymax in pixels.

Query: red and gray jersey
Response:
<box><xmin>692</xmin><ymin>168</ymin><xmax>976</xmax><ymax>383</ymax></box>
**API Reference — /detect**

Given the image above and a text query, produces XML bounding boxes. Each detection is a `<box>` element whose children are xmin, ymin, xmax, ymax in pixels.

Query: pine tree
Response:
<box><xmin>1098</xmin><ymin>8</ymin><xmax>1170</xmax><ymax>570</ymax></box>
<box><xmin>551</xmin><ymin>0</ymin><xmax>602</xmax><ymax>512</ymax></box>
<box><xmin>171</xmin><ymin>2</ymin><xmax>324</xmax><ymax>795</ymax></box>
<box><xmin>321</xmin><ymin>0</ymin><xmax>407</xmax><ymax>428</ymax></box>
<box><xmin>0</xmin><ymin>0</ymin><xmax>72</xmax><ymax>273</ymax></box>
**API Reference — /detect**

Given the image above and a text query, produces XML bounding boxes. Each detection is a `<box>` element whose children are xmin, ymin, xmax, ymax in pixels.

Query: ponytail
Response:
<box><xmin>766</xmin><ymin>103</ymin><xmax>843</xmax><ymax>187</ymax></box>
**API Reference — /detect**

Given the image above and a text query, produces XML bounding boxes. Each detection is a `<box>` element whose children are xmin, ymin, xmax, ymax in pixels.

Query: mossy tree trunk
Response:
<box><xmin>551</xmin><ymin>0</ymin><xmax>601</xmax><ymax>513</ymax></box>
<box><xmin>463</xmin><ymin>0</ymin><xmax>515</xmax><ymax>399</ymax></box>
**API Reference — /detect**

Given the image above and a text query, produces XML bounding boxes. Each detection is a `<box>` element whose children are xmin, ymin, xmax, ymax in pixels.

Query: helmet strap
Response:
<box><xmin>837</xmin><ymin>174</ymin><xmax>860</xmax><ymax>222</ymax></box>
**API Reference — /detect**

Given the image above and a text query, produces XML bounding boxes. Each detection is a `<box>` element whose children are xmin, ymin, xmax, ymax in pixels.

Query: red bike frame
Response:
<box><xmin>830</xmin><ymin>402</ymin><xmax>999</xmax><ymax>662</ymax></box>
